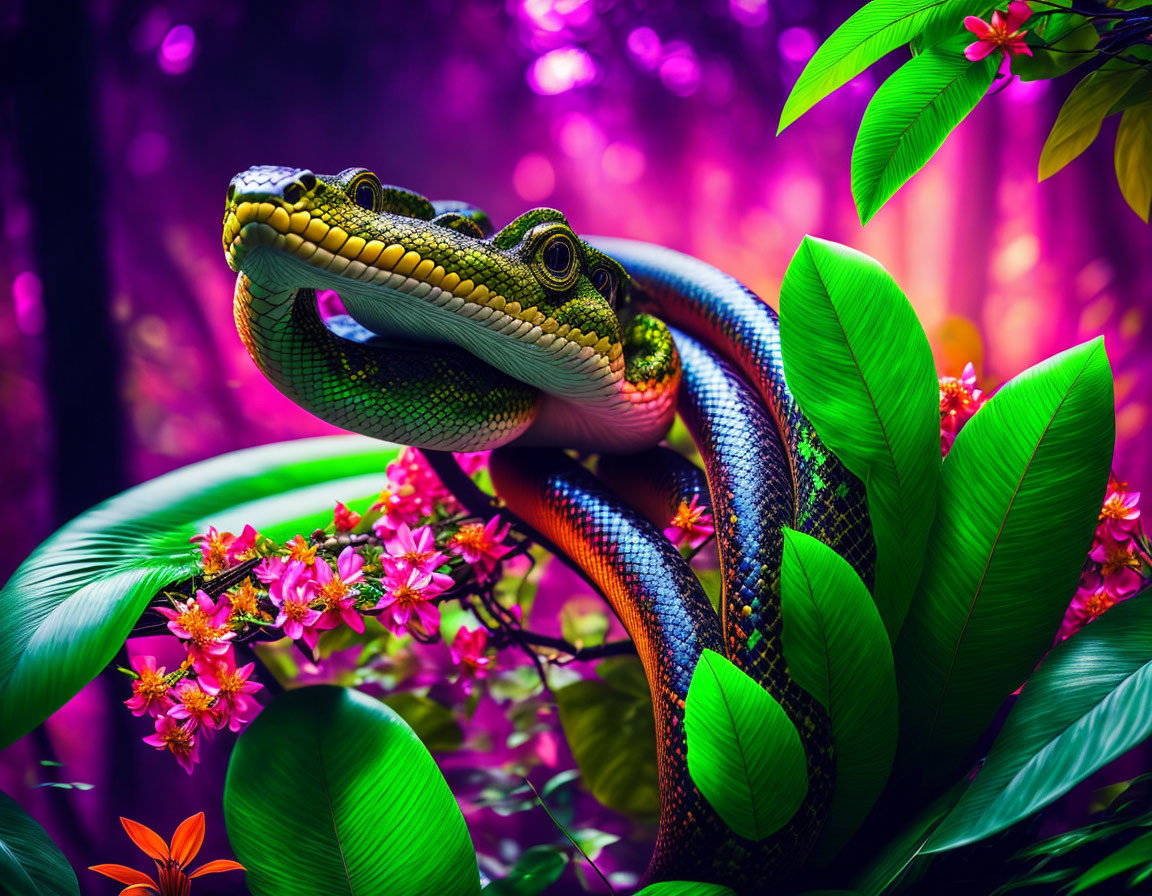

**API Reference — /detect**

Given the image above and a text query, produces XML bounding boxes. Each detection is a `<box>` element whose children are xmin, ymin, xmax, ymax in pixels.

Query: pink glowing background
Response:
<box><xmin>1</xmin><ymin>1</ymin><xmax>1149</xmax><ymax>891</ymax></box>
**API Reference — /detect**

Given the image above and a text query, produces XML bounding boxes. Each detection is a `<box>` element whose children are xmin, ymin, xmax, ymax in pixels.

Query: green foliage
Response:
<box><xmin>778</xmin><ymin>0</ymin><xmax>975</xmax><ymax>132</ymax></box>
<box><xmin>1039</xmin><ymin>68</ymin><xmax>1145</xmax><ymax>180</ymax></box>
<box><xmin>554</xmin><ymin>656</ymin><xmax>660</xmax><ymax>818</ymax></box>
<box><xmin>779</xmin><ymin>236</ymin><xmax>939</xmax><ymax>640</ymax></box>
<box><xmin>683</xmin><ymin>650</ymin><xmax>808</xmax><ymax>841</ymax></box>
<box><xmin>223</xmin><ymin>685</ymin><xmax>479</xmax><ymax>896</ymax></box>
<box><xmin>0</xmin><ymin>790</ymin><xmax>79</xmax><ymax>896</ymax></box>
<box><xmin>381</xmin><ymin>692</ymin><xmax>464</xmax><ymax>752</ymax></box>
<box><xmin>926</xmin><ymin>590</ymin><xmax>1152</xmax><ymax>853</ymax></box>
<box><xmin>780</xmin><ymin>529</ymin><xmax>898</xmax><ymax>861</ymax></box>
<box><xmin>1115</xmin><ymin>103</ymin><xmax>1152</xmax><ymax>223</ymax></box>
<box><xmin>1013</xmin><ymin>14</ymin><xmax>1099</xmax><ymax>82</ymax></box>
<box><xmin>852</xmin><ymin>44</ymin><xmax>998</xmax><ymax>223</ymax></box>
<box><xmin>896</xmin><ymin>339</ymin><xmax>1114</xmax><ymax>785</ymax></box>
<box><xmin>632</xmin><ymin>883</ymin><xmax>737</xmax><ymax>895</ymax></box>
<box><xmin>482</xmin><ymin>846</ymin><xmax>568</xmax><ymax>895</ymax></box>
<box><xmin>1069</xmin><ymin>831</ymin><xmax>1152</xmax><ymax>894</ymax></box>
<box><xmin>0</xmin><ymin>435</ymin><xmax>399</xmax><ymax>750</ymax></box>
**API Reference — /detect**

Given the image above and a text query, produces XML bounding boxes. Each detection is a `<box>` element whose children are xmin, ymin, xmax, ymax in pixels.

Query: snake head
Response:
<box><xmin>223</xmin><ymin>165</ymin><xmax>677</xmax><ymax>450</ymax></box>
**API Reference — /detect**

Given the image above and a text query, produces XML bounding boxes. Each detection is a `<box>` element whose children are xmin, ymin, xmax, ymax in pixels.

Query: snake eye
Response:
<box><xmin>283</xmin><ymin>183</ymin><xmax>303</xmax><ymax>204</ymax></box>
<box><xmin>347</xmin><ymin>171</ymin><xmax>383</xmax><ymax>212</ymax></box>
<box><xmin>590</xmin><ymin>266</ymin><xmax>617</xmax><ymax>304</ymax></box>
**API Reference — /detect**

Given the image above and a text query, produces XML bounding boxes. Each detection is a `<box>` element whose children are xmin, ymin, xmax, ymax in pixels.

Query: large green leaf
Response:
<box><xmin>223</xmin><ymin>685</ymin><xmax>479</xmax><ymax>896</ymax></box>
<box><xmin>778</xmin><ymin>0</ymin><xmax>976</xmax><ymax>132</ymax></box>
<box><xmin>852</xmin><ymin>45</ymin><xmax>998</xmax><ymax>224</ymax></box>
<box><xmin>0</xmin><ymin>791</ymin><xmax>79</xmax><ymax>896</ymax></box>
<box><xmin>925</xmin><ymin>591</ymin><xmax>1152</xmax><ymax>853</ymax></box>
<box><xmin>683</xmin><ymin>649</ymin><xmax>808</xmax><ymax>841</ymax></box>
<box><xmin>0</xmin><ymin>435</ymin><xmax>399</xmax><ymax>750</ymax></box>
<box><xmin>1115</xmin><ymin>102</ymin><xmax>1152</xmax><ymax>223</ymax></box>
<box><xmin>779</xmin><ymin>236</ymin><xmax>939</xmax><ymax>640</ymax></box>
<box><xmin>1039</xmin><ymin>68</ymin><xmax>1144</xmax><ymax>181</ymax></box>
<box><xmin>780</xmin><ymin>529</ymin><xmax>898</xmax><ymax>861</ymax></box>
<box><xmin>633</xmin><ymin>882</ymin><xmax>737</xmax><ymax>895</ymax></box>
<box><xmin>554</xmin><ymin>656</ymin><xmax>660</xmax><ymax>818</ymax></box>
<box><xmin>895</xmin><ymin>339</ymin><xmax>1114</xmax><ymax>784</ymax></box>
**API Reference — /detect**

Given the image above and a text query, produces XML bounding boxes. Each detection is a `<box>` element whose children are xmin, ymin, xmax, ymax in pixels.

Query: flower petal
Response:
<box><xmin>1006</xmin><ymin>0</ymin><xmax>1032</xmax><ymax>31</ymax></box>
<box><xmin>169</xmin><ymin>812</ymin><xmax>205</xmax><ymax>867</ymax></box>
<box><xmin>188</xmin><ymin>859</ymin><xmax>246</xmax><ymax>878</ymax></box>
<box><xmin>964</xmin><ymin>15</ymin><xmax>993</xmax><ymax>38</ymax></box>
<box><xmin>965</xmin><ymin>40</ymin><xmax>997</xmax><ymax>61</ymax></box>
<box><xmin>89</xmin><ymin>864</ymin><xmax>159</xmax><ymax>888</ymax></box>
<box><xmin>119</xmin><ymin>818</ymin><xmax>170</xmax><ymax>861</ymax></box>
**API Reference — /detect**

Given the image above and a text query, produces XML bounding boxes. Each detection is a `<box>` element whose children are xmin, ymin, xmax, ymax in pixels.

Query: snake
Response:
<box><xmin>222</xmin><ymin>165</ymin><xmax>874</xmax><ymax>894</ymax></box>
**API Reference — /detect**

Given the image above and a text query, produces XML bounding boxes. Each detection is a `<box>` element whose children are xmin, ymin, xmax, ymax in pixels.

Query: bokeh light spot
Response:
<box><xmin>626</xmin><ymin>26</ymin><xmax>662</xmax><ymax>70</ymax></box>
<box><xmin>13</xmin><ymin>271</ymin><xmax>45</xmax><ymax>336</ymax></box>
<box><xmin>127</xmin><ymin>131</ymin><xmax>169</xmax><ymax>177</ymax></box>
<box><xmin>778</xmin><ymin>27</ymin><xmax>816</xmax><ymax>64</ymax></box>
<box><xmin>556</xmin><ymin>113</ymin><xmax>606</xmax><ymax>158</ymax></box>
<box><xmin>659</xmin><ymin>42</ymin><xmax>701</xmax><ymax>96</ymax></box>
<box><xmin>513</xmin><ymin>153</ymin><xmax>556</xmax><ymax>201</ymax></box>
<box><xmin>159</xmin><ymin>24</ymin><xmax>196</xmax><ymax>75</ymax></box>
<box><xmin>528</xmin><ymin>46</ymin><xmax>597</xmax><ymax>95</ymax></box>
<box><xmin>602</xmin><ymin>143</ymin><xmax>646</xmax><ymax>184</ymax></box>
<box><xmin>729</xmin><ymin>0</ymin><xmax>769</xmax><ymax>27</ymax></box>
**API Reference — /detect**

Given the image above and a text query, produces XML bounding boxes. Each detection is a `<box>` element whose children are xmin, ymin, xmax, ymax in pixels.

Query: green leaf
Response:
<box><xmin>853</xmin><ymin>777</ymin><xmax>968</xmax><ymax>896</ymax></box>
<box><xmin>0</xmin><ymin>790</ymin><xmax>79</xmax><ymax>896</ymax></box>
<box><xmin>1070</xmin><ymin>829</ymin><xmax>1152</xmax><ymax>894</ymax></box>
<box><xmin>852</xmin><ymin>45</ymin><xmax>998</xmax><ymax>223</ymax></box>
<box><xmin>482</xmin><ymin>846</ymin><xmax>568</xmax><ymax>895</ymax></box>
<box><xmin>683</xmin><ymin>649</ymin><xmax>809</xmax><ymax>841</ymax></box>
<box><xmin>778</xmin><ymin>0</ymin><xmax>977</xmax><ymax>132</ymax></box>
<box><xmin>1039</xmin><ymin>68</ymin><xmax>1144</xmax><ymax>181</ymax></box>
<box><xmin>559</xmin><ymin>598</ymin><xmax>610</xmax><ymax>648</ymax></box>
<box><xmin>554</xmin><ymin>656</ymin><xmax>660</xmax><ymax>818</ymax></box>
<box><xmin>926</xmin><ymin>591</ymin><xmax>1152</xmax><ymax>853</ymax></box>
<box><xmin>633</xmin><ymin>883</ymin><xmax>737</xmax><ymax>896</ymax></box>
<box><xmin>0</xmin><ymin>435</ymin><xmax>399</xmax><ymax>750</ymax></box>
<box><xmin>224</xmin><ymin>685</ymin><xmax>479</xmax><ymax>896</ymax></box>
<box><xmin>1115</xmin><ymin>103</ymin><xmax>1152</xmax><ymax>223</ymax></box>
<box><xmin>1012</xmin><ymin>13</ymin><xmax>1099</xmax><ymax>82</ymax></box>
<box><xmin>895</xmin><ymin>339</ymin><xmax>1114</xmax><ymax>784</ymax></box>
<box><xmin>780</xmin><ymin>529</ymin><xmax>898</xmax><ymax>861</ymax></box>
<box><xmin>779</xmin><ymin>236</ymin><xmax>940</xmax><ymax>640</ymax></box>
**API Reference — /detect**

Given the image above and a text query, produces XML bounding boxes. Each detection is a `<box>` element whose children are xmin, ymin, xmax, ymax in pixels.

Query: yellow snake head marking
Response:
<box><xmin>223</xmin><ymin>165</ymin><xmax>679</xmax><ymax>451</ymax></box>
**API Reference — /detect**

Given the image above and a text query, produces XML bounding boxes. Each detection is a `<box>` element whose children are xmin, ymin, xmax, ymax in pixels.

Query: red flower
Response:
<box><xmin>90</xmin><ymin>812</ymin><xmax>244</xmax><ymax>895</ymax></box>
<box><xmin>964</xmin><ymin>2</ymin><xmax>1032</xmax><ymax>61</ymax></box>
<box><xmin>449</xmin><ymin>516</ymin><xmax>513</xmax><ymax>582</ymax></box>
<box><xmin>333</xmin><ymin>500</ymin><xmax>362</xmax><ymax>532</ymax></box>
<box><xmin>142</xmin><ymin>715</ymin><xmax>200</xmax><ymax>775</ymax></box>
<box><xmin>450</xmin><ymin>626</ymin><xmax>494</xmax><ymax>693</ymax></box>
<box><xmin>124</xmin><ymin>655</ymin><xmax>174</xmax><ymax>719</ymax></box>
<box><xmin>197</xmin><ymin>653</ymin><xmax>262</xmax><ymax>733</ymax></box>
<box><xmin>156</xmin><ymin>592</ymin><xmax>235</xmax><ymax>665</ymax></box>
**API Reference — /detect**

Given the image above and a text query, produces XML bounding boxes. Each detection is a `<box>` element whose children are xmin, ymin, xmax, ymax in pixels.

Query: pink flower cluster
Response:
<box><xmin>1058</xmin><ymin>475</ymin><xmax>1149</xmax><ymax>641</ymax></box>
<box><xmin>128</xmin><ymin>449</ymin><xmax>512</xmax><ymax>772</ymax></box>
<box><xmin>939</xmin><ymin>362</ymin><xmax>987</xmax><ymax>456</ymax></box>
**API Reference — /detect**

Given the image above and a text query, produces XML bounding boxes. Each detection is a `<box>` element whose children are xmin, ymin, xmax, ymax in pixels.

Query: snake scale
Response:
<box><xmin>222</xmin><ymin>166</ymin><xmax>874</xmax><ymax>894</ymax></box>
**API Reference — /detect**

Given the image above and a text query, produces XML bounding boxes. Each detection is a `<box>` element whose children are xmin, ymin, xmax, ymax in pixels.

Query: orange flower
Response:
<box><xmin>90</xmin><ymin>812</ymin><xmax>243</xmax><ymax>896</ymax></box>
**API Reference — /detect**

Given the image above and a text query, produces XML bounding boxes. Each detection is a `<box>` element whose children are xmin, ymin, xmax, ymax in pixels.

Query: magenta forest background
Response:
<box><xmin>1</xmin><ymin>0</ymin><xmax>1150</xmax><ymax>892</ymax></box>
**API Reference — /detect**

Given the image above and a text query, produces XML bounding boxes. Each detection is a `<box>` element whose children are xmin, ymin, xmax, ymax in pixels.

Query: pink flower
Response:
<box><xmin>939</xmin><ymin>362</ymin><xmax>987</xmax><ymax>456</ymax></box>
<box><xmin>454</xmin><ymin>451</ymin><xmax>491</xmax><ymax>477</ymax></box>
<box><xmin>450</xmin><ymin>516</ymin><xmax>513</xmax><ymax>582</ymax></box>
<box><xmin>254</xmin><ymin>555</ymin><xmax>286</xmax><ymax>585</ymax></box>
<box><xmin>1090</xmin><ymin>538</ymin><xmax>1144</xmax><ymax>598</ymax></box>
<box><xmin>385</xmin><ymin>524</ymin><xmax>449</xmax><ymax>576</ymax></box>
<box><xmin>1057</xmin><ymin>578</ymin><xmax>1116</xmax><ymax>642</ymax></box>
<box><xmin>143</xmin><ymin>715</ymin><xmax>200</xmax><ymax>775</ymax></box>
<box><xmin>964</xmin><ymin>2</ymin><xmax>1032</xmax><ymax>61</ymax></box>
<box><xmin>1099</xmin><ymin>482</ymin><xmax>1141</xmax><ymax>542</ymax></box>
<box><xmin>167</xmin><ymin>680</ymin><xmax>221</xmax><ymax>734</ymax></box>
<box><xmin>333</xmin><ymin>501</ymin><xmax>362</xmax><ymax>532</ymax></box>
<box><xmin>269</xmin><ymin>560</ymin><xmax>322</xmax><ymax>643</ymax></box>
<box><xmin>308</xmin><ymin>547</ymin><xmax>367</xmax><ymax>642</ymax></box>
<box><xmin>198</xmin><ymin>653</ymin><xmax>262</xmax><ymax>733</ymax></box>
<box><xmin>376</xmin><ymin>567</ymin><xmax>453</xmax><ymax>635</ymax></box>
<box><xmin>449</xmin><ymin>626</ymin><xmax>493</xmax><ymax>693</ymax></box>
<box><xmin>190</xmin><ymin>524</ymin><xmax>258</xmax><ymax>574</ymax></box>
<box><xmin>156</xmin><ymin>591</ymin><xmax>235</xmax><ymax>663</ymax></box>
<box><xmin>664</xmin><ymin>495</ymin><xmax>715</xmax><ymax>549</ymax></box>
<box><xmin>124</xmin><ymin>655</ymin><xmax>174</xmax><ymax>718</ymax></box>
<box><xmin>370</xmin><ymin>487</ymin><xmax>427</xmax><ymax>536</ymax></box>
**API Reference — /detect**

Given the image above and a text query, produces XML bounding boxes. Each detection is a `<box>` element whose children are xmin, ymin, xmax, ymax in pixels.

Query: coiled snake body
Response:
<box><xmin>223</xmin><ymin>166</ymin><xmax>874</xmax><ymax>894</ymax></box>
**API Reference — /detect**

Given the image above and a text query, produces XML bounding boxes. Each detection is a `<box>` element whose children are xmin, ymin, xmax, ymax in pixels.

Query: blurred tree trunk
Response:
<box><xmin>11</xmin><ymin>0</ymin><xmax>126</xmax><ymax>523</ymax></box>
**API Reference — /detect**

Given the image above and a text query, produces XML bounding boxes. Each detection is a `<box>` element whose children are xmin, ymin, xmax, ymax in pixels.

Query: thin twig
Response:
<box><xmin>524</xmin><ymin>777</ymin><xmax>617</xmax><ymax>895</ymax></box>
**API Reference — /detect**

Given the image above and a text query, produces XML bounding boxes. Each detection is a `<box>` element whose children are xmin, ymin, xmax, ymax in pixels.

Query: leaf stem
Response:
<box><xmin>524</xmin><ymin>777</ymin><xmax>617</xmax><ymax>895</ymax></box>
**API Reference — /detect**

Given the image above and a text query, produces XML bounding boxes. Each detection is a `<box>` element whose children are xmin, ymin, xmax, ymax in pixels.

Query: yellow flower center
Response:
<box><xmin>939</xmin><ymin>378</ymin><xmax>971</xmax><ymax>415</ymax></box>
<box><xmin>181</xmin><ymin>688</ymin><xmax>215</xmax><ymax>713</ymax></box>
<box><xmin>229</xmin><ymin>580</ymin><xmax>261</xmax><ymax>617</ymax></box>
<box><xmin>135</xmin><ymin>669</ymin><xmax>169</xmax><ymax>700</ymax></box>
<box><xmin>453</xmin><ymin>523</ymin><xmax>488</xmax><ymax>552</ymax></box>
<box><xmin>287</xmin><ymin>535</ymin><xmax>318</xmax><ymax>565</ymax></box>
<box><xmin>176</xmin><ymin>604</ymin><xmax>229</xmax><ymax>646</ymax></box>
<box><xmin>1085</xmin><ymin>591</ymin><xmax>1115</xmax><ymax>617</ymax></box>
<box><xmin>319</xmin><ymin>578</ymin><xmax>350</xmax><ymax>610</ymax></box>
<box><xmin>1100</xmin><ymin>495</ymin><xmax>1132</xmax><ymax>521</ymax></box>
<box><xmin>1100</xmin><ymin>546</ymin><xmax>1139</xmax><ymax>577</ymax></box>
<box><xmin>670</xmin><ymin>500</ymin><xmax>705</xmax><ymax>532</ymax></box>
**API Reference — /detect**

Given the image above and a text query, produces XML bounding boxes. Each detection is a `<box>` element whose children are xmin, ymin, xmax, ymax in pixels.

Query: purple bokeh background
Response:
<box><xmin>1</xmin><ymin>0</ymin><xmax>1150</xmax><ymax>893</ymax></box>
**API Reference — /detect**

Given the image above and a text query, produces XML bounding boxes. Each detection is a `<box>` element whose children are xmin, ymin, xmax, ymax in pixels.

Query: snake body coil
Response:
<box><xmin>223</xmin><ymin>166</ymin><xmax>873</xmax><ymax>893</ymax></box>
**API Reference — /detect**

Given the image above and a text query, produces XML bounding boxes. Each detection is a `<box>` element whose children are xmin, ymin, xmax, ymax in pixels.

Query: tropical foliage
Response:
<box><xmin>781</xmin><ymin>0</ymin><xmax>1152</xmax><ymax>223</ymax></box>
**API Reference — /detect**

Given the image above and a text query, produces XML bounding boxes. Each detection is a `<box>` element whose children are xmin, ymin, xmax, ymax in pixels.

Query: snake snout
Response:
<box><xmin>226</xmin><ymin>165</ymin><xmax>318</xmax><ymax>210</ymax></box>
